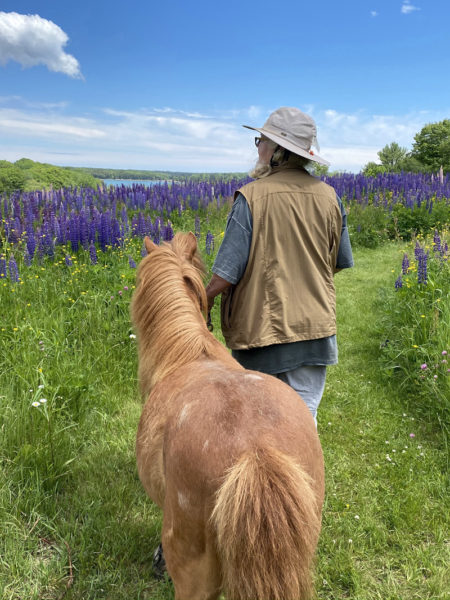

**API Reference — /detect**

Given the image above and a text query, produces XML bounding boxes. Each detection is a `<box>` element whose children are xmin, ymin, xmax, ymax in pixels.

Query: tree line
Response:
<box><xmin>362</xmin><ymin>119</ymin><xmax>449</xmax><ymax>176</ymax></box>
<box><xmin>71</xmin><ymin>167</ymin><xmax>248</xmax><ymax>183</ymax></box>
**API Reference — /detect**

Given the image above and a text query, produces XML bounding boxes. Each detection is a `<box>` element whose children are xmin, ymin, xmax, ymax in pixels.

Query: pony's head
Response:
<box><xmin>140</xmin><ymin>232</ymin><xmax>207</xmax><ymax>316</ymax></box>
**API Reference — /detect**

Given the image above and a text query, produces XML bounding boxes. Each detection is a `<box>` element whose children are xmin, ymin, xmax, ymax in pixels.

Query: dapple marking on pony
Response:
<box><xmin>131</xmin><ymin>232</ymin><xmax>325</xmax><ymax>600</ymax></box>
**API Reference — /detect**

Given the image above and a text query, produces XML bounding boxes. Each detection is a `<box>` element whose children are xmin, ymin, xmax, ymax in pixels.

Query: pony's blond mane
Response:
<box><xmin>131</xmin><ymin>233</ymin><xmax>225</xmax><ymax>397</ymax></box>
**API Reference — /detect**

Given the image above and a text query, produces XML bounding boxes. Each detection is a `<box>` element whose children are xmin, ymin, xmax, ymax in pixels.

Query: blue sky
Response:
<box><xmin>0</xmin><ymin>0</ymin><xmax>448</xmax><ymax>173</ymax></box>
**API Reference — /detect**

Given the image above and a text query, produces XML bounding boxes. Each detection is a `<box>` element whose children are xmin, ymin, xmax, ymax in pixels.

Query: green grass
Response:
<box><xmin>1</xmin><ymin>226</ymin><xmax>448</xmax><ymax>599</ymax></box>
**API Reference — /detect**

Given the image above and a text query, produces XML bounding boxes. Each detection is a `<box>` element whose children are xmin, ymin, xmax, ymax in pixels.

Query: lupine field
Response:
<box><xmin>1</xmin><ymin>172</ymin><xmax>449</xmax><ymax>265</ymax></box>
<box><xmin>1</xmin><ymin>172</ymin><xmax>449</xmax><ymax>599</ymax></box>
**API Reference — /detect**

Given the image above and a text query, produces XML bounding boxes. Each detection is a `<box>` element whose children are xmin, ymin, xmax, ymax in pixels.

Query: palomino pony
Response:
<box><xmin>131</xmin><ymin>232</ymin><xmax>324</xmax><ymax>600</ymax></box>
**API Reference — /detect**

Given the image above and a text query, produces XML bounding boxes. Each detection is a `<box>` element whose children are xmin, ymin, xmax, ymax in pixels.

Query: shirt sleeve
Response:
<box><xmin>336</xmin><ymin>195</ymin><xmax>354</xmax><ymax>269</ymax></box>
<box><xmin>212</xmin><ymin>193</ymin><xmax>253</xmax><ymax>284</ymax></box>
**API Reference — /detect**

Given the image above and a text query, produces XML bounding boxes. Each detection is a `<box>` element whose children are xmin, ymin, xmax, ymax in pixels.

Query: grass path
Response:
<box><xmin>318</xmin><ymin>242</ymin><xmax>448</xmax><ymax>599</ymax></box>
<box><xmin>1</xmin><ymin>242</ymin><xmax>448</xmax><ymax>599</ymax></box>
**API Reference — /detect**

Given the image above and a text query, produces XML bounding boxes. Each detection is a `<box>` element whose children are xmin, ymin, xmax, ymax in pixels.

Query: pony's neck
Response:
<box><xmin>137</xmin><ymin>296</ymin><xmax>239</xmax><ymax>398</ymax></box>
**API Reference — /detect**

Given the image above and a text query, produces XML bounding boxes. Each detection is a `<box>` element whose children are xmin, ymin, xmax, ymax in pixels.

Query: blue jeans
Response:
<box><xmin>275</xmin><ymin>365</ymin><xmax>327</xmax><ymax>426</ymax></box>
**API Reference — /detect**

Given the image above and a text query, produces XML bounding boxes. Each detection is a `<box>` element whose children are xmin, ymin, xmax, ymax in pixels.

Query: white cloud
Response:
<box><xmin>370</xmin><ymin>11</ymin><xmax>378</xmax><ymax>17</ymax></box>
<box><xmin>401</xmin><ymin>2</ymin><xmax>420</xmax><ymax>14</ymax></box>
<box><xmin>319</xmin><ymin>109</ymin><xmax>428</xmax><ymax>148</ymax></box>
<box><xmin>0</xmin><ymin>101</ymin><xmax>448</xmax><ymax>173</ymax></box>
<box><xmin>0</xmin><ymin>11</ymin><xmax>82</xmax><ymax>78</ymax></box>
<box><xmin>0</xmin><ymin>107</ymin><xmax>104</xmax><ymax>139</ymax></box>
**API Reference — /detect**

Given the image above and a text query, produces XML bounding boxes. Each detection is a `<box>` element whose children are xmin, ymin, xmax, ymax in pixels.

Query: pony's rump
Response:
<box><xmin>211</xmin><ymin>446</ymin><xmax>321</xmax><ymax>600</ymax></box>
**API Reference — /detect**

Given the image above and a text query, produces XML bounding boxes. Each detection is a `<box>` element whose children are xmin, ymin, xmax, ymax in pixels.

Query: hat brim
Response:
<box><xmin>243</xmin><ymin>124</ymin><xmax>330</xmax><ymax>166</ymax></box>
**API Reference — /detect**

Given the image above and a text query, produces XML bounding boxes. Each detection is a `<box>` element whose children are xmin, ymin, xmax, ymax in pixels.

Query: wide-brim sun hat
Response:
<box><xmin>243</xmin><ymin>106</ymin><xmax>330</xmax><ymax>166</ymax></box>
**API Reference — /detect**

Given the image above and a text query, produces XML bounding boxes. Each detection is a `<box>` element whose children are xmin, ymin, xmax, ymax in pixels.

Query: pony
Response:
<box><xmin>131</xmin><ymin>232</ymin><xmax>325</xmax><ymax>600</ymax></box>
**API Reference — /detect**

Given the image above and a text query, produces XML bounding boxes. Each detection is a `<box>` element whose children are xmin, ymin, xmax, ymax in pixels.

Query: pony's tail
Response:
<box><xmin>211</xmin><ymin>447</ymin><xmax>321</xmax><ymax>600</ymax></box>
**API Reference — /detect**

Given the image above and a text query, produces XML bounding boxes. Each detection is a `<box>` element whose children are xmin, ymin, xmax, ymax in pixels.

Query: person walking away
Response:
<box><xmin>206</xmin><ymin>106</ymin><xmax>353</xmax><ymax>425</ymax></box>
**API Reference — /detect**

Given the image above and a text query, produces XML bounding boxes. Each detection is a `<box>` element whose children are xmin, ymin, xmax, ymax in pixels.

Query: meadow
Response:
<box><xmin>0</xmin><ymin>174</ymin><xmax>449</xmax><ymax>599</ymax></box>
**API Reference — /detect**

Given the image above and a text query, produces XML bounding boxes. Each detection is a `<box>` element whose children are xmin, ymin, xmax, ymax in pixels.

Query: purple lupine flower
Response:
<box><xmin>137</xmin><ymin>213</ymin><xmax>146</xmax><ymax>237</ymax></box>
<box><xmin>99</xmin><ymin>212</ymin><xmax>112</xmax><ymax>251</ymax></box>
<box><xmin>0</xmin><ymin>255</ymin><xmax>7</xmax><ymax>278</ymax></box>
<box><xmin>163</xmin><ymin>222</ymin><xmax>174</xmax><ymax>241</ymax></box>
<box><xmin>128</xmin><ymin>256</ymin><xmax>137</xmax><ymax>269</ymax></box>
<box><xmin>24</xmin><ymin>247</ymin><xmax>32</xmax><ymax>266</ymax></box>
<box><xmin>414</xmin><ymin>241</ymin><xmax>422</xmax><ymax>261</ymax></box>
<box><xmin>79</xmin><ymin>209</ymin><xmax>89</xmax><ymax>249</ymax></box>
<box><xmin>205</xmin><ymin>231</ymin><xmax>214</xmax><ymax>255</ymax></box>
<box><xmin>433</xmin><ymin>230</ymin><xmax>441</xmax><ymax>253</ymax></box>
<box><xmin>88</xmin><ymin>218</ymin><xmax>97</xmax><ymax>245</ymax></box>
<box><xmin>42</xmin><ymin>222</ymin><xmax>54</xmax><ymax>258</ymax></box>
<box><xmin>8</xmin><ymin>255</ymin><xmax>20</xmax><ymax>282</ymax></box>
<box><xmin>395</xmin><ymin>275</ymin><xmax>403</xmax><ymax>289</ymax></box>
<box><xmin>26</xmin><ymin>230</ymin><xmax>36</xmax><ymax>259</ymax></box>
<box><xmin>194</xmin><ymin>216</ymin><xmax>201</xmax><ymax>239</ymax></box>
<box><xmin>89</xmin><ymin>242</ymin><xmax>98</xmax><ymax>265</ymax></box>
<box><xmin>417</xmin><ymin>251</ymin><xmax>428</xmax><ymax>285</ymax></box>
<box><xmin>401</xmin><ymin>253</ymin><xmax>410</xmax><ymax>274</ymax></box>
<box><xmin>65</xmin><ymin>255</ymin><xmax>73</xmax><ymax>266</ymax></box>
<box><xmin>131</xmin><ymin>215</ymin><xmax>139</xmax><ymax>237</ymax></box>
<box><xmin>68</xmin><ymin>213</ymin><xmax>80</xmax><ymax>252</ymax></box>
<box><xmin>36</xmin><ymin>236</ymin><xmax>45</xmax><ymax>262</ymax></box>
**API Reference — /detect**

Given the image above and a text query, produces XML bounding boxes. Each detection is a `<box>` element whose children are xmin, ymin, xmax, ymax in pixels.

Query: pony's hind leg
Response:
<box><xmin>162</xmin><ymin>511</ymin><xmax>221</xmax><ymax>600</ymax></box>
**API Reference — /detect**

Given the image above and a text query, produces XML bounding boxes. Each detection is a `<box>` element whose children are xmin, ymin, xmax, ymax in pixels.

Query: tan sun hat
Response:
<box><xmin>243</xmin><ymin>106</ymin><xmax>330</xmax><ymax>166</ymax></box>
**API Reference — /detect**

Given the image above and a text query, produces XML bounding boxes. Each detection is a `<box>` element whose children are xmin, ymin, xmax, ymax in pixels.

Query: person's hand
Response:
<box><xmin>207</xmin><ymin>310</ymin><xmax>213</xmax><ymax>331</ymax></box>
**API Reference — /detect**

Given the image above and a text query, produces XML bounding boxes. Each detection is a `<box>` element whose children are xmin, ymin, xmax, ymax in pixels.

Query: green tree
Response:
<box><xmin>411</xmin><ymin>119</ymin><xmax>450</xmax><ymax>172</ymax></box>
<box><xmin>377</xmin><ymin>142</ymin><xmax>408</xmax><ymax>172</ymax></box>
<box><xmin>396</xmin><ymin>154</ymin><xmax>425</xmax><ymax>173</ymax></box>
<box><xmin>14</xmin><ymin>158</ymin><xmax>35</xmax><ymax>169</ymax></box>
<box><xmin>308</xmin><ymin>163</ymin><xmax>329</xmax><ymax>177</ymax></box>
<box><xmin>0</xmin><ymin>165</ymin><xmax>26</xmax><ymax>194</ymax></box>
<box><xmin>438</xmin><ymin>136</ymin><xmax>450</xmax><ymax>170</ymax></box>
<box><xmin>361</xmin><ymin>161</ymin><xmax>387</xmax><ymax>177</ymax></box>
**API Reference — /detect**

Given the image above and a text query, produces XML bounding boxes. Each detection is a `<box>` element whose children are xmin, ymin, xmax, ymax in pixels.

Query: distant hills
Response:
<box><xmin>71</xmin><ymin>166</ymin><xmax>248</xmax><ymax>183</ymax></box>
<box><xmin>0</xmin><ymin>159</ymin><xmax>249</xmax><ymax>194</ymax></box>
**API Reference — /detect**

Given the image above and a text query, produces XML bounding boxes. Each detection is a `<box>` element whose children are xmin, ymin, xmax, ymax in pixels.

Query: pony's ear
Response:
<box><xmin>144</xmin><ymin>236</ymin><xmax>158</xmax><ymax>254</ymax></box>
<box><xmin>185</xmin><ymin>232</ymin><xmax>198</xmax><ymax>260</ymax></box>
